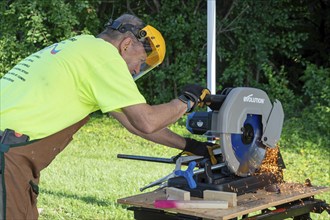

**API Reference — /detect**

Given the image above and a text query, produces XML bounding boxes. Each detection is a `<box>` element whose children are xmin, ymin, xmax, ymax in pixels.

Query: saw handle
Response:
<box><xmin>201</xmin><ymin>88</ymin><xmax>233</xmax><ymax>110</ymax></box>
<box><xmin>203</xmin><ymin>94</ymin><xmax>227</xmax><ymax>110</ymax></box>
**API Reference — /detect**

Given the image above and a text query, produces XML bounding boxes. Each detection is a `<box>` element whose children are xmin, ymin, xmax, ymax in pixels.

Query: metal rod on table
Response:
<box><xmin>117</xmin><ymin>154</ymin><xmax>175</xmax><ymax>164</ymax></box>
<box><xmin>194</xmin><ymin>162</ymin><xmax>226</xmax><ymax>175</ymax></box>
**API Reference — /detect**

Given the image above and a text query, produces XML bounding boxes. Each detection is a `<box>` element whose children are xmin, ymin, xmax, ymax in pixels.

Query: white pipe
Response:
<box><xmin>207</xmin><ymin>0</ymin><xmax>216</xmax><ymax>95</ymax></box>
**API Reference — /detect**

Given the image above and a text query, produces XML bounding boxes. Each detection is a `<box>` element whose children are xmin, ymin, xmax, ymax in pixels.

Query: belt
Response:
<box><xmin>0</xmin><ymin>129</ymin><xmax>30</xmax><ymax>150</ymax></box>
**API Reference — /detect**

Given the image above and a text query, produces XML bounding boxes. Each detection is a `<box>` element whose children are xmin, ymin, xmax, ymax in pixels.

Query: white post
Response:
<box><xmin>207</xmin><ymin>0</ymin><xmax>216</xmax><ymax>95</ymax></box>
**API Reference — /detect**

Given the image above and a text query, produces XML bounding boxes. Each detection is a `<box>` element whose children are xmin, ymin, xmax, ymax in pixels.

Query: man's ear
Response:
<box><xmin>119</xmin><ymin>37</ymin><xmax>132</xmax><ymax>54</ymax></box>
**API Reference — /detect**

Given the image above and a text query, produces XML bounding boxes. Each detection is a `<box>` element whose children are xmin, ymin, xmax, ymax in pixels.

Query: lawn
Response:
<box><xmin>38</xmin><ymin>115</ymin><xmax>330</xmax><ymax>220</ymax></box>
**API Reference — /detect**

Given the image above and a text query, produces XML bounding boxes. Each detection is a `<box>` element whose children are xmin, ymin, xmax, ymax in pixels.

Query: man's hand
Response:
<box><xmin>183</xmin><ymin>138</ymin><xmax>219</xmax><ymax>165</ymax></box>
<box><xmin>178</xmin><ymin>84</ymin><xmax>210</xmax><ymax>112</ymax></box>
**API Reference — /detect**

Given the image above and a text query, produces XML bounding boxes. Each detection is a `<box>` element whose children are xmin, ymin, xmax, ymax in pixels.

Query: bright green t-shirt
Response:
<box><xmin>0</xmin><ymin>35</ymin><xmax>146</xmax><ymax>140</ymax></box>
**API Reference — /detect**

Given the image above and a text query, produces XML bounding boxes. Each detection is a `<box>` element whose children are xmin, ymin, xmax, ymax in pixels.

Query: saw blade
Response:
<box><xmin>222</xmin><ymin>114</ymin><xmax>266</xmax><ymax>177</ymax></box>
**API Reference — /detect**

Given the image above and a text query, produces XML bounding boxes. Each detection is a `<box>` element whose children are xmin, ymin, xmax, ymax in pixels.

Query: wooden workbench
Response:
<box><xmin>118</xmin><ymin>183</ymin><xmax>330</xmax><ymax>220</ymax></box>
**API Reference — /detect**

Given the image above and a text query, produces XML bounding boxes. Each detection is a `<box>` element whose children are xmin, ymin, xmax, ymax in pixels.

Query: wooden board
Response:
<box><xmin>203</xmin><ymin>190</ymin><xmax>237</xmax><ymax>207</ymax></box>
<box><xmin>117</xmin><ymin>183</ymin><xmax>330</xmax><ymax>220</ymax></box>
<box><xmin>166</xmin><ymin>187</ymin><xmax>190</xmax><ymax>200</ymax></box>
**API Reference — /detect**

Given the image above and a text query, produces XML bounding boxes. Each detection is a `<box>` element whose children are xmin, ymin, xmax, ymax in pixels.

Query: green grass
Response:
<box><xmin>38</xmin><ymin>115</ymin><xmax>330</xmax><ymax>220</ymax></box>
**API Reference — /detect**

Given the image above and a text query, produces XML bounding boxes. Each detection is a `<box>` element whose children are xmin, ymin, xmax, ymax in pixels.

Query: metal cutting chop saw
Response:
<box><xmin>118</xmin><ymin>87</ymin><xmax>285</xmax><ymax>197</ymax></box>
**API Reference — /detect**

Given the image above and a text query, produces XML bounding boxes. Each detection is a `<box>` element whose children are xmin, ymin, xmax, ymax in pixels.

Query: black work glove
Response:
<box><xmin>178</xmin><ymin>84</ymin><xmax>210</xmax><ymax>113</ymax></box>
<box><xmin>183</xmin><ymin>138</ymin><xmax>219</xmax><ymax>165</ymax></box>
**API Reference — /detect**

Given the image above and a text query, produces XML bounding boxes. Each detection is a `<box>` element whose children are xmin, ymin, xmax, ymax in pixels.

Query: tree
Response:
<box><xmin>1</xmin><ymin>0</ymin><xmax>329</xmax><ymax>111</ymax></box>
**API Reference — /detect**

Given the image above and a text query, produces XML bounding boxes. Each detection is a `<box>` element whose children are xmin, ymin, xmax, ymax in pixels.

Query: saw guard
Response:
<box><xmin>261</xmin><ymin>100</ymin><xmax>284</xmax><ymax>148</ymax></box>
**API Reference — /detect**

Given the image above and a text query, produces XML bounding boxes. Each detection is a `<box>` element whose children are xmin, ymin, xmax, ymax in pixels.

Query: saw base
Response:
<box><xmin>167</xmin><ymin>172</ymin><xmax>283</xmax><ymax>197</ymax></box>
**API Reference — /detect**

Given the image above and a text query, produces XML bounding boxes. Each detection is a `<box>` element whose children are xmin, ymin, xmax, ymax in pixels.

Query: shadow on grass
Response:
<box><xmin>40</xmin><ymin>188</ymin><xmax>128</xmax><ymax>209</ymax></box>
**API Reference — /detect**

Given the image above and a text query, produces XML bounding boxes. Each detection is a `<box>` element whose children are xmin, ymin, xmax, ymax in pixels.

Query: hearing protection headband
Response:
<box><xmin>106</xmin><ymin>19</ymin><xmax>166</xmax><ymax>80</ymax></box>
<box><xmin>106</xmin><ymin>20</ymin><xmax>146</xmax><ymax>41</ymax></box>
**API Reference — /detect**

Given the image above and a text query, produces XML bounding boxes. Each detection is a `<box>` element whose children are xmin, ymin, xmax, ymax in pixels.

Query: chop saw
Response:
<box><xmin>118</xmin><ymin>87</ymin><xmax>285</xmax><ymax>197</ymax></box>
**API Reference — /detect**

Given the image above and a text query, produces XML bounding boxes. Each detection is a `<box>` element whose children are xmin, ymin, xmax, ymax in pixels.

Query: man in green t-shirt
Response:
<box><xmin>0</xmin><ymin>14</ymin><xmax>214</xmax><ymax>219</ymax></box>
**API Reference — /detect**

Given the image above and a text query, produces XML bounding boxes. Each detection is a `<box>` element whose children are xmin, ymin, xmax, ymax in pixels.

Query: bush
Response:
<box><xmin>281</xmin><ymin>64</ymin><xmax>330</xmax><ymax>150</ymax></box>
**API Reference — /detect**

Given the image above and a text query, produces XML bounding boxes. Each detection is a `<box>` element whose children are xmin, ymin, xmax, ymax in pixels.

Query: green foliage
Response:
<box><xmin>280</xmin><ymin>63</ymin><xmax>329</xmax><ymax>155</ymax></box>
<box><xmin>217</xmin><ymin>0</ymin><xmax>309</xmax><ymax>88</ymax></box>
<box><xmin>286</xmin><ymin>64</ymin><xmax>330</xmax><ymax>145</ymax></box>
<box><xmin>1</xmin><ymin>0</ymin><xmax>329</xmax><ymax>151</ymax></box>
<box><xmin>0</xmin><ymin>0</ymin><xmax>101</xmax><ymax>77</ymax></box>
<box><xmin>137</xmin><ymin>0</ymin><xmax>208</xmax><ymax>104</ymax></box>
<box><xmin>281</xmin><ymin>115</ymin><xmax>329</xmax><ymax>151</ymax></box>
<box><xmin>257</xmin><ymin>64</ymin><xmax>300</xmax><ymax>118</ymax></box>
<box><xmin>279</xmin><ymin>63</ymin><xmax>330</xmax><ymax>155</ymax></box>
<box><xmin>301</xmin><ymin>63</ymin><xmax>330</xmax><ymax>107</ymax></box>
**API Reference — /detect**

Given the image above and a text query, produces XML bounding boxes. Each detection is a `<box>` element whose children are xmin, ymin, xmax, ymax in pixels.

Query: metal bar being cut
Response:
<box><xmin>117</xmin><ymin>154</ymin><xmax>175</xmax><ymax>164</ymax></box>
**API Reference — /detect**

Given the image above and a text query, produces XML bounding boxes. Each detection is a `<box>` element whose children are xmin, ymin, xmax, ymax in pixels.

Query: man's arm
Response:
<box><xmin>119</xmin><ymin>84</ymin><xmax>209</xmax><ymax>134</ymax></box>
<box><xmin>108</xmin><ymin>85</ymin><xmax>212</xmax><ymax>155</ymax></box>
<box><xmin>121</xmin><ymin>99</ymin><xmax>188</xmax><ymax>134</ymax></box>
<box><xmin>109</xmin><ymin>110</ymin><xmax>186</xmax><ymax>150</ymax></box>
<box><xmin>110</xmin><ymin>106</ymin><xmax>219</xmax><ymax>164</ymax></box>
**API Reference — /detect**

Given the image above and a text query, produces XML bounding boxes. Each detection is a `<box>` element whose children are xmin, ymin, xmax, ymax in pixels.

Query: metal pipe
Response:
<box><xmin>207</xmin><ymin>0</ymin><xmax>216</xmax><ymax>95</ymax></box>
<box><xmin>117</xmin><ymin>154</ymin><xmax>175</xmax><ymax>164</ymax></box>
<box><xmin>194</xmin><ymin>162</ymin><xmax>226</xmax><ymax>175</ymax></box>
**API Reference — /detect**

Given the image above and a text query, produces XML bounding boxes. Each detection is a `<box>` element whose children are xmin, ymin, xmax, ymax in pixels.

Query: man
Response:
<box><xmin>0</xmin><ymin>14</ymin><xmax>213</xmax><ymax>219</ymax></box>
